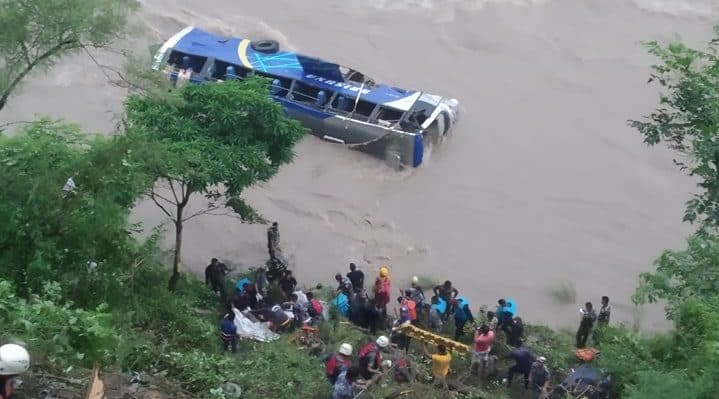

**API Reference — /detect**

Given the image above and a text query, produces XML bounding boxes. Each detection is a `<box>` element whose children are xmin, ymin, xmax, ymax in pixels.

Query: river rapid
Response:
<box><xmin>2</xmin><ymin>0</ymin><xmax>717</xmax><ymax>330</ymax></box>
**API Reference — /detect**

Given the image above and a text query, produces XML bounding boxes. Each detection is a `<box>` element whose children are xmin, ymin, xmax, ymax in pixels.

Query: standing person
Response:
<box><xmin>373</xmin><ymin>266</ymin><xmax>391</xmax><ymax>320</ymax></box>
<box><xmin>347</xmin><ymin>263</ymin><xmax>364</xmax><ymax>293</ymax></box>
<box><xmin>433</xmin><ymin>280</ymin><xmax>459</xmax><ymax>302</ymax></box>
<box><xmin>364</xmin><ymin>298</ymin><xmax>382</xmax><ymax>335</ymax></box>
<box><xmin>486</xmin><ymin>311</ymin><xmax>499</xmax><ymax>331</ymax></box>
<box><xmin>428</xmin><ymin>296</ymin><xmax>445</xmax><ymax>332</ymax></box>
<box><xmin>496</xmin><ymin>298</ymin><xmax>516</xmax><ymax>335</ymax></box>
<box><xmin>391</xmin><ymin>303</ymin><xmax>412</xmax><ymax>352</ymax></box>
<box><xmin>267</xmin><ymin>221</ymin><xmax>280</xmax><ymax>260</ymax></box>
<box><xmin>598</xmin><ymin>296</ymin><xmax>611</xmax><ymax>326</ymax></box>
<box><xmin>205</xmin><ymin>258</ymin><xmax>229</xmax><ymax>299</ymax></box>
<box><xmin>471</xmin><ymin>325</ymin><xmax>495</xmax><ymax>377</ymax></box>
<box><xmin>278</xmin><ymin>270</ymin><xmax>297</xmax><ymax>300</ymax></box>
<box><xmin>254</xmin><ymin>266</ymin><xmax>269</xmax><ymax>299</ymax></box>
<box><xmin>398</xmin><ymin>295</ymin><xmax>418</xmax><ymax>324</ymax></box>
<box><xmin>594</xmin><ymin>296</ymin><xmax>611</xmax><ymax>344</ymax></box>
<box><xmin>220</xmin><ymin>310</ymin><xmax>238</xmax><ymax>353</ymax></box>
<box><xmin>406</xmin><ymin>276</ymin><xmax>426</xmax><ymax>309</ymax></box>
<box><xmin>331</xmin><ymin>366</ymin><xmax>367</xmax><ymax>399</ymax></box>
<box><xmin>422</xmin><ymin>342</ymin><xmax>451</xmax><ymax>390</ymax></box>
<box><xmin>504</xmin><ymin>346</ymin><xmax>535</xmax><ymax>389</ymax></box>
<box><xmin>0</xmin><ymin>344</ymin><xmax>30</xmax><ymax>399</ymax></box>
<box><xmin>452</xmin><ymin>297</ymin><xmax>475</xmax><ymax>341</ymax></box>
<box><xmin>335</xmin><ymin>273</ymin><xmax>354</xmax><ymax>297</ymax></box>
<box><xmin>508</xmin><ymin>317</ymin><xmax>525</xmax><ymax>347</ymax></box>
<box><xmin>576</xmin><ymin>302</ymin><xmax>597</xmax><ymax>348</ymax></box>
<box><xmin>529</xmin><ymin>357</ymin><xmax>550</xmax><ymax>399</ymax></box>
<box><xmin>433</xmin><ymin>281</ymin><xmax>459</xmax><ymax>320</ymax></box>
<box><xmin>325</xmin><ymin>343</ymin><xmax>353</xmax><ymax>384</ymax></box>
<box><xmin>358</xmin><ymin>336</ymin><xmax>390</xmax><ymax>380</ymax></box>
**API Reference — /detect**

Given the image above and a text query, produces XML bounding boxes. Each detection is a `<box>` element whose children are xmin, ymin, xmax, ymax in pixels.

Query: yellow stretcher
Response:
<box><xmin>398</xmin><ymin>323</ymin><xmax>471</xmax><ymax>354</ymax></box>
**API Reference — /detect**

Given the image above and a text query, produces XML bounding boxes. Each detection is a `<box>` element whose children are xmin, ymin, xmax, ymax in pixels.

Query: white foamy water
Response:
<box><xmin>1</xmin><ymin>0</ymin><xmax>716</xmax><ymax>330</ymax></box>
<box><xmin>632</xmin><ymin>0</ymin><xmax>717</xmax><ymax>17</ymax></box>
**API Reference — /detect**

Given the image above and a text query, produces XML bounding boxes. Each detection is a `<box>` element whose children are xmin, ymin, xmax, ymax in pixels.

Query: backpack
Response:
<box><xmin>325</xmin><ymin>354</ymin><xmax>346</xmax><ymax>383</ymax></box>
<box><xmin>576</xmin><ymin>348</ymin><xmax>599</xmax><ymax>362</ymax></box>
<box><xmin>309</xmin><ymin>299</ymin><xmax>323</xmax><ymax>317</ymax></box>
<box><xmin>358</xmin><ymin>342</ymin><xmax>377</xmax><ymax>360</ymax></box>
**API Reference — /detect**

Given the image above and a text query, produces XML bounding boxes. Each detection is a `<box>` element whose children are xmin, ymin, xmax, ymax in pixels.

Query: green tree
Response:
<box><xmin>596</xmin><ymin>26</ymin><xmax>719</xmax><ymax>399</ymax></box>
<box><xmin>633</xmin><ymin>233</ymin><xmax>719</xmax><ymax>316</ymax></box>
<box><xmin>0</xmin><ymin>0</ymin><xmax>138</xmax><ymax>111</ymax></box>
<box><xmin>629</xmin><ymin>25</ymin><xmax>719</xmax><ymax>228</ymax></box>
<box><xmin>0</xmin><ymin>119</ymin><xmax>150</xmax><ymax>303</ymax></box>
<box><xmin>125</xmin><ymin>77</ymin><xmax>306</xmax><ymax>290</ymax></box>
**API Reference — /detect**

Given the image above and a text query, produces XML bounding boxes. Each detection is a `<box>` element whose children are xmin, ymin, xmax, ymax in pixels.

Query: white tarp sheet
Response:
<box><xmin>232</xmin><ymin>307</ymin><xmax>280</xmax><ymax>343</ymax></box>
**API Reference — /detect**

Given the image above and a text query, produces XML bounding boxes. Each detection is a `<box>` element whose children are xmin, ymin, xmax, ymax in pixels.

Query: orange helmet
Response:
<box><xmin>379</xmin><ymin>266</ymin><xmax>389</xmax><ymax>277</ymax></box>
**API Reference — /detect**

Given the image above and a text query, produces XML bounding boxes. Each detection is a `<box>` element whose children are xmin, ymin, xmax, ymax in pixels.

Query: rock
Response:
<box><xmin>221</xmin><ymin>382</ymin><xmax>242</xmax><ymax>398</ymax></box>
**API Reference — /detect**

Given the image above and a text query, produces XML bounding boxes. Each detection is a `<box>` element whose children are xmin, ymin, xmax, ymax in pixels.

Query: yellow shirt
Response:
<box><xmin>431</xmin><ymin>353</ymin><xmax>452</xmax><ymax>377</ymax></box>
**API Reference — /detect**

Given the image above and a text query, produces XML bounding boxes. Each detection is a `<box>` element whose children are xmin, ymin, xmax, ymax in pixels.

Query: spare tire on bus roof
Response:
<box><xmin>251</xmin><ymin>40</ymin><xmax>280</xmax><ymax>54</ymax></box>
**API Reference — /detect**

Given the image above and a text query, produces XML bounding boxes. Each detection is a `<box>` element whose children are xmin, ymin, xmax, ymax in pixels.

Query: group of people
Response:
<box><xmin>331</xmin><ymin>264</ymin><xmax>615</xmax><ymax>398</ymax></box>
<box><xmin>208</xmin><ymin>222</ymin><xmax>333</xmax><ymax>351</ymax></box>
<box><xmin>207</xmin><ymin>221</ymin><xmax>614</xmax><ymax>398</ymax></box>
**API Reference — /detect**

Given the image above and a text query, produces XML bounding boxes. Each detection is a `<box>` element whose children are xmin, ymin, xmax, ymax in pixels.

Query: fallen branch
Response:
<box><xmin>385</xmin><ymin>389</ymin><xmax>413</xmax><ymax>398</ymax></box>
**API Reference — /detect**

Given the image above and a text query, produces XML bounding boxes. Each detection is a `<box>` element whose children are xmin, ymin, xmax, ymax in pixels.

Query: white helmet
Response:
<box><xmin>411</xmin><ymin>276</ymin><xmax>419</xmax><ymax>285</ymax></box>
<box><xmin>0</xmin><ymin>344</ymin><xmax>30</xmax><ymax>375</ymax></box>
<box><xmin>339</xmin><ymin>343</ymin><xmax>353</xmax><ymax>356</ymax></box>
<box><xmin>376</xmin><ymin>336</ymin><xmax>390</xmax><ymax>348</ymax></box>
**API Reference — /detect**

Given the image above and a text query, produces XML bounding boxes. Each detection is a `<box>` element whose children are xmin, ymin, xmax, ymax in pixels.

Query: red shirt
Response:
<box><xmin>474</xmin><ymin>330</ymin><xmax>495</xmax><ymax>352</ymax></box>
<box><xmin>374</xmin><ymin>277</ymin><xmax>391</xmax><ymax>306</ymax></box>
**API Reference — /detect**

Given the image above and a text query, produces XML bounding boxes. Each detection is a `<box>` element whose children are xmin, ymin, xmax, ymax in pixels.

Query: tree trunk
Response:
<box><xmin>168</xmin><ymin>206</ymin><xmax>184</xmax><ymax>291</ymax></box>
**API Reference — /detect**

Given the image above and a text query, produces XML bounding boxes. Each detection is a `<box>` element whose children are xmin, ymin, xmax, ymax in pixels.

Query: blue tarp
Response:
<box><xmin>504</xmin><ymin>298</ymin><xmax>517</xmax><ymax>316</ymax></box>
<box><xmin>333</xmin><ymin>293</ymin><xmax>349</xmax><ymax>317</ymax></box>
<box><xmin>496</xmin><ymin>297</ymin><xmax>517</xmax><ymax>320</ymax></box>
<box><xmin>235</xmin><ymin>277</ymin><xmax>251</xmax><ymax>292</ymax></box>
<box><xmin>456</xmin><ymin>296</ymin><xmax>469</xmax><ymax>308</ymax></box>
<box><xmin>432</xmin><ymin>297</ymin><xmax>447</xmax><ymax>314</ymax></box>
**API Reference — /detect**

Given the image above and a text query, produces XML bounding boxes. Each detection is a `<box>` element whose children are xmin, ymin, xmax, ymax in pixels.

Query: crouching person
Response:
<box><xmin>325</xmin><ymin>343</ymin><xmax>353</xmax><ymax>384</ymax></box>
<box><xmin>358</xmin><ymin>336</ymin><xmax>390</xmax><ymax>381</ymax></box>
<box><xmin>332</xmin><ymin>366</ymin><xmax>367</xmax><ymax>399</ymax></box>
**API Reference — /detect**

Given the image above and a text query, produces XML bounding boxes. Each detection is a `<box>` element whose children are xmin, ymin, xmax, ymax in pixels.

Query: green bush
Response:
<box><xmin>0</xmin><ymin>279</ymin><xmax>117</xmax><ymax>368</ymax></box>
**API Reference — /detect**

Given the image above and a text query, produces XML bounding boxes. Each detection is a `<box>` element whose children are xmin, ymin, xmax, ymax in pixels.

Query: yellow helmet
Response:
<box><xmin>411</xmin><ymin>276</ymin><xmax>419</xmax><ymax>285</ymax></box>
<box><xmin>379</xmin><ymin>266</ymin><xmax>389</xmax><ymax>277</ymax></box>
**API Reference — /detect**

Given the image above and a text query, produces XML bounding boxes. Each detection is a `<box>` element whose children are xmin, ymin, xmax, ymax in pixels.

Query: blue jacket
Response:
<box><xmin>221</xmin><ymin>318</ymin><xmax>237</xmax><ymax>337</ymax></box>
<box><xmin>454</xmin><ymin>297</ymin><xmax>474</xmax><ymax>322</ymax></box>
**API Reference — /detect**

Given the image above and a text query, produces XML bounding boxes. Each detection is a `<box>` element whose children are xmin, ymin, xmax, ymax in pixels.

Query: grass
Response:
<box><xmin>7</xmin><ymin>263</ymin><xmax>586</xmax><ymax>399</ymax></box>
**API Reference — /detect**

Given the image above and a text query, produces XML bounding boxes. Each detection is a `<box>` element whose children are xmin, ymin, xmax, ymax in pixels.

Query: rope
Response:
<box><xmin>344</xmin><ymin>130</ymin><xmax>395</xmax><ymax>149</ymax></box>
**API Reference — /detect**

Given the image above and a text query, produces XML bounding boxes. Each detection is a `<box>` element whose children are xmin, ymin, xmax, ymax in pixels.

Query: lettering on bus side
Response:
<box><xmin>306</xmin><ymin>74</ymin><xmax>370</xmax><ymax>95</ymax></box>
